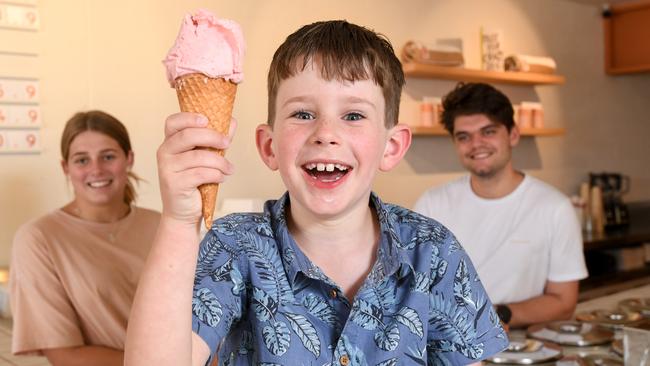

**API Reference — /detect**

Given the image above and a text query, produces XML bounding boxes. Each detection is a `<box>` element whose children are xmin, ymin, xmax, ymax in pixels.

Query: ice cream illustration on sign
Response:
<box><xmin>163</xmin><ymin>9</ymin><xmax>245</xmax><ymax>228</ymax></box>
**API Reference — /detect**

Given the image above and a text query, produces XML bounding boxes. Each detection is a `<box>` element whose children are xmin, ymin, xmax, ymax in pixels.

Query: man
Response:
<box><xmin>414</xmin><ymin>82</ymin><xmax>588</xmax><ymax>328</ymax></box>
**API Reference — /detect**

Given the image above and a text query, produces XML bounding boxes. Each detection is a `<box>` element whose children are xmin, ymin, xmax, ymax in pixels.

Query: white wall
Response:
<box><xmin>1</xmin><ymin>0</ymin><xmax>649</xmax><ymax>266</ymax></box>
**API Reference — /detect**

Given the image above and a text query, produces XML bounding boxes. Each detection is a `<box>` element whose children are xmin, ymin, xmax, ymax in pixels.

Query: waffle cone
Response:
<box><xmin>175</xmin><ymin>73</ymin><xmax>237</xmax><ymax>229</ymax></box>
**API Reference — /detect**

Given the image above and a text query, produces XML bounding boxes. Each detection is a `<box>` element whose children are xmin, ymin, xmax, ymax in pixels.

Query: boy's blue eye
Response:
<box><xmin>343</xmin><ymin>112</ymin><xmax>364</xmax><ymax>121</ymax></box>
<box><xmin>74</xmin><ymin>157</ymin><xmax>89</xmax><ymax>165</ymax></box>
<box><xmin>103</xmin><ymin>154</ymin><xmax>116</xmax><ymax>161</ymax></box>
<box><xmin>292</xmin><ymin>111</ymin><xmax>314</xmax><ymax>120</ymax></box>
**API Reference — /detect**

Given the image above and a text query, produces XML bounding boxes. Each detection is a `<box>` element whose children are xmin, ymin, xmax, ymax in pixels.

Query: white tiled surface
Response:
<box><xmin>0</xmin><ymin>319</ymin><xmax>49</xmax><ymax>366</ymax></box>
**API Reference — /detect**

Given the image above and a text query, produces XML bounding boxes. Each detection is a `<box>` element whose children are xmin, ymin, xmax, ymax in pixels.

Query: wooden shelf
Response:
<box><xmin>410</xmin><ymin>126</ymin><xmax>565</xmax><ymax>137</ymax></box>
<box><xmin>403</xmin><ymin>63</ymin><xmax>565</xmax><ymax>86</ymax></box>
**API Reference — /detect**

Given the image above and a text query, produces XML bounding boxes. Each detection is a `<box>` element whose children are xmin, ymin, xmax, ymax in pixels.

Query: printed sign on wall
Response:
<box><xmin>1</xmin><ymin>0</ymin><xmax>42</xmax><ymax>155</ymax></box>
<box><xmin>0</xmin><ymin>3</ymin><xmax>40</xmax><ymax>30</ymax></box>
<box><xmin>0</xmin><ymin>104</ymin><xmax>41</xmax><ymax>127</ymax></box>
<box><xmin>0</xmin><ymin>78</ymin><xmax>39</xmax><ymax>103</ymax></box>
<box><xmin>0</xmin><ymin>129</ymin><xmax>40</xmax><ymax>153</ymax></box>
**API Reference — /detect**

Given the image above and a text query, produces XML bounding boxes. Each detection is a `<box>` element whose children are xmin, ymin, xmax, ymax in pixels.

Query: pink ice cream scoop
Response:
<box><xmin>163</xmin><ymin>9</ymin><xmax>245</xmax><ymax>229</ymax></box>
<box><xmin>163</xmin><ymin>8</ymin><xmax>245</xmax><ymax>86</ymax></box>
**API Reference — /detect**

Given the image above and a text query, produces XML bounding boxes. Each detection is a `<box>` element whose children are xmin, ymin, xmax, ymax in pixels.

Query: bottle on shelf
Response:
<box><xmin>419</xmin><ymin>97</ymin><xmax>442</xmax><ymax>127</ymax></box>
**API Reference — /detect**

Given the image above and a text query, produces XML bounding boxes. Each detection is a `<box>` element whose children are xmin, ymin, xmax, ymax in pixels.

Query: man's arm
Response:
<box><xmin>505</xmin><ymin>280</ymin><xmax>579</xmax><ymax>328</ymax></box>
<box><xmin>43</xmin><ymin>346</ymin><xmax>123</xmax><ymax>366</ymax></box>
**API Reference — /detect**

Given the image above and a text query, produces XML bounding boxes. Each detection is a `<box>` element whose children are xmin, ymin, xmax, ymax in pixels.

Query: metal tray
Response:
<box><xmin>527</xmin><ymin>321</ymin><xmax>614</xmax><ymax>346</ymax></box>
<box><xmin>486</xmin><ymin>339</ymin><xmax>563</xmax><ymax>364</ymax></box>
<box><xmin>575</xmin><ymin>309</ymin><xmax>643</xmax><ymax>328</ymax></box>
<box><xmin>579</xmin><ymin>354</ymin><xmax>623</xmax><ymax>366</ymax></box>
<box><xmin>618</xmin><ymin>297</ymin><xmax>650</xmax><ymax>317</ymax></box>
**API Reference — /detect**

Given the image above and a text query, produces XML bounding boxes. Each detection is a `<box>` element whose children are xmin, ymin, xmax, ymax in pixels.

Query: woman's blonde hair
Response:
<box><xmin>60</xmin><ymin>110</ymin><xmax>140</xmax><ymax>205</ymax></box>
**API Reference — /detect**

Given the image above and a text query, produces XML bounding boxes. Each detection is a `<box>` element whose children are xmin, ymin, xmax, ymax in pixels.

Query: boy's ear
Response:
<box><xmin>379</xmin><ymin>124</ymin><xmax>412</xmax><ymax>172</ymax></box>
<box><xmin>255</xmin><ymin>124</ymin><xmax>279</xmax><ymax>170</ymax></box>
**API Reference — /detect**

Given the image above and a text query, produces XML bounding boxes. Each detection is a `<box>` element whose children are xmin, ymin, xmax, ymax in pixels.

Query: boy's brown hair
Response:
<box><xmin>267</xmin><ymin>20</ymin><xmax>405</xmax><ymax>128</ymax></box>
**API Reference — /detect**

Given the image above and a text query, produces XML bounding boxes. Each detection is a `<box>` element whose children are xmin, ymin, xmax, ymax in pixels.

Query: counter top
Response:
<box><xmin>583</xmin><ymin>201</ymin><xmax>650</xmax><ymax>250</ymax></box>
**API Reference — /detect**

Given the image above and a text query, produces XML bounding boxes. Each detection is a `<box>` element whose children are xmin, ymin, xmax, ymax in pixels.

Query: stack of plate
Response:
<box><xmin>579</xmin><ymin>354</ymin><xmax>622</xmax><ymax>366</ymax></box>
<box><xmin>486</xmin><ymin>339</ymin><xmax>563</xmax><ymax>364</ymax></box>
<box><xmin>575</xmin><ymin>309</ymin><xmax>643</xmax><ymax>329</ymax></box>
<box><xmin>527</xmin><ymin>320</ymin><xmax>614</xmax><ymax>346</ymax></box>
<box><xmin>618</xmin><ymin>298</ymin><xmax>650</xmax><ymax>318</ymax></box>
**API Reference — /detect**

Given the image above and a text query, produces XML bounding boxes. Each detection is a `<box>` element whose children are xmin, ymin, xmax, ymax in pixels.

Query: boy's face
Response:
<box><xmin>256</xmin><ymin>62</ymin><xmax>409</xmax><ymax>219</ymax></box>
<box><xmin>451</xmin><ymin>114</ymin><xmax>519</xmax><ymax>178</ymax></box>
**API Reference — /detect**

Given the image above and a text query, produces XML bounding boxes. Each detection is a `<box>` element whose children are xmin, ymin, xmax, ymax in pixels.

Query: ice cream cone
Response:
<box><xmin>175</xmin><ymin>73</ymin><xmax>237</xmax><ymax>229</ymax></box>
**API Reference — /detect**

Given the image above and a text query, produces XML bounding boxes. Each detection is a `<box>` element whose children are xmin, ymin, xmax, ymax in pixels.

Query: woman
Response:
<box><xmin>9</xmin><ymin>110</ymin><xmax>160</xmax><ymax>366</ymax></box>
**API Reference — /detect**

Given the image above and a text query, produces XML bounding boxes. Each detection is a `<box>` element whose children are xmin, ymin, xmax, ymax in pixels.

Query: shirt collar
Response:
<box><xmin>265</xmin><ymin>192</ymin><xmax>413</xmax><ymax>289</ymax></box>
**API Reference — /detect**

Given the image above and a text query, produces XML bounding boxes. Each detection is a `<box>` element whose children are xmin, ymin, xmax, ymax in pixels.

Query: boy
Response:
<box><xmin>126</xmin><ymin>21</ymin><xmax>507</xmax><ymax>365</ymax></box>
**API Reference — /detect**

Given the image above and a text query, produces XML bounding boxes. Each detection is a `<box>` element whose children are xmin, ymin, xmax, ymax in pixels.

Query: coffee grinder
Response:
<box><xmin>589</xmin><ymin>172</ymin><xmax>630</xmax><ymax>230</ymax></box>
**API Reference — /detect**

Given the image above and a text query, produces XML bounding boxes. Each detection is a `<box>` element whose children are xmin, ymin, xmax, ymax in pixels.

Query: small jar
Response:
<box><xmin>420</xmin><ymin>99</ymin><xmax>434</xmax><ymax>127</ymax></box>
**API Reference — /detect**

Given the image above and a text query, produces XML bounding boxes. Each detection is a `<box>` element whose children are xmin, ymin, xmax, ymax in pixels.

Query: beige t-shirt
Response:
<box><xmin>9</xmin><ymin>206</ymin><xmax>160</xmax><ymax>355</ymax></box>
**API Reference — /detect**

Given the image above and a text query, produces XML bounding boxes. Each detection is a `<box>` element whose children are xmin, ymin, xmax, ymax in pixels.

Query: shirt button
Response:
<box><xmin>329</xmin><ymin>289</ymin><xmax>337</xmax><ymax>299</ymax></box>
<box><xmin>340</xmin><ymin>354</ymin><xmax>350</xmax><ymax>365</ymax></box>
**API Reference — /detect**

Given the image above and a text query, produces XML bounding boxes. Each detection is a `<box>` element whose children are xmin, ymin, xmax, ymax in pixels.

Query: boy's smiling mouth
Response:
<box><xmin>302</xmin><ymin>161</ymin><xmax>351</xmax><ymax>183</ymax></box>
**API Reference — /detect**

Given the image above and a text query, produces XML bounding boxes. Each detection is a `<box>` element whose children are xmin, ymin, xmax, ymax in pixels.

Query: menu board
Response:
<box><xmin>0</xmin><ymin>129</ymin><xmax>40</xmax><ymax>153</ymax></box>
<box><xmin>0</xmin><ymin>3</ymin><xmax>40</xmax><ymax>31</ymax></box>
<box><xmin>0</xmin><ymin>1</ymin><xmax>42</xmax><ymax>154</ymax></box>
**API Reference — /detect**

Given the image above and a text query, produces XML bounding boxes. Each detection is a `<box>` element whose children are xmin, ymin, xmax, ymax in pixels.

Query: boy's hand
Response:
<box><xmin>157</xmin><ymin>112</ymin><xmax>236</xmax><ymax>225</ymax></box>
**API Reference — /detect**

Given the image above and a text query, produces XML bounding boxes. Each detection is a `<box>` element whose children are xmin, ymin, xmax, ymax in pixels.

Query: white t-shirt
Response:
<box><xmin>414</xmin><ymin>174</ymin><xmax>588</xmax><ymax>304</ymax></box>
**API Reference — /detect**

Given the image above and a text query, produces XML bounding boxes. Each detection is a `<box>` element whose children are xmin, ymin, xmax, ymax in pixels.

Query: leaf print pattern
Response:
<box><xmin>374</xmin><ymin>321</ymin><xmax>400</xmax><ymax>351</ymax></box>
<box><xmin>229</xmin><ymin>265</ymin><xmax>245</xmax><ymax>296</ymax></box>
<box><xmin>194</xmin><ymin>234</ymin><xmax>224</xmax><ymax>285</ymax></box>
<box><xmin>430</xmin><ymin>245</ymin><xmax>448</xmax><ymax>287</ymax></box>
<box><xmin>252</xmin><ymin>286</ymin><xmax>278</xmax><ymax>322</ymax></box>
<box><xmin>396</xmin><ymin>306</ymin><xmax>424</xmax><ymax>338</ymax></box>
<box><xmin>453</xmin><ymin>259</ymin><xmax>475</xmax><ymax>308</ymax></box>
<box><xmin>284</xmin><ymin>312</ymin><xmax>321</xmax><ymax>358</ymax></box>
<box><xmin>209</xmin><ymin>256</ymin><xmax>233</xmax><ymax>283</ymax></box>
<box><xmin>303</xmin><ymin>294</ymin><xmax>341</xmax><ymax>330</ymax></box>
<box><xmin>241</xmin><ymin>232</ymin><xmax>293</xmax><ymax>304</ymax></box>
<box><xmin>376</xmin><ymin>358</ymin><xmax>399</xmax><ymax>366</ymax></box>
<box><xmin>448</xmin><ymin>236</ymin><xmax>462</xmax><ymax>255</ymax></box>
<box><xmin>413</xmin><ymin>271</ymin><xmax>431</xmax><ymax>293</ymax></box>
<box><xmin>192</xmin><ymin>287</ymin><xmax>223</xmax><ymax>327</ymax></box>
<box><xmin>428</xmin><ymin>292</ymin><xmax>484</xmax><ymax>360</ymax></box>
<box><xmin>473</xmin><ymin>291</ymin><xmax>489</xmax><ymax>330</ymax></box>
<box><xmin>406</xmin><ymin>345</ymin><xmax>427</xmax><ymax>365</ymax></box>
<box><xmin>352</xmin><ymin>299</ymin><xmax>383</xmax><ymax>330</ymax></box>
<box><xmin>408</xmin><ymin>221</ymin><xmax>449</xmax><ymax>249</ymax></box>
<box><xmin>426</xmin><ymin>347</ymin><xmax>453</xmax><ymax>366</ymax></box>
<box><xmin>262</xmin><ymin>320</ymin><xmax>291</xmax><ymax>356</ymax></box>
<box><xmin>335</xmin><ymin>335</ymin><xmax>368</xmax><ymax>366</ymax></box>
<box><xmin>282</xmin><ymin>246</ymin><xmax>295</xmax><ymax>266</ymax></box>
<box><xmin>191</xmin><ymin>194</ymin><xmax>507</xmax><ymax>364</ymax></box>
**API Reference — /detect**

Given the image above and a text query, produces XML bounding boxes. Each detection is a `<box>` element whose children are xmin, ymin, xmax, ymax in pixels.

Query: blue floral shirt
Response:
<box><xmin>192</xmin><ymin>193</ymin><xmax>508</xmax><ymax>365</ymax></box>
